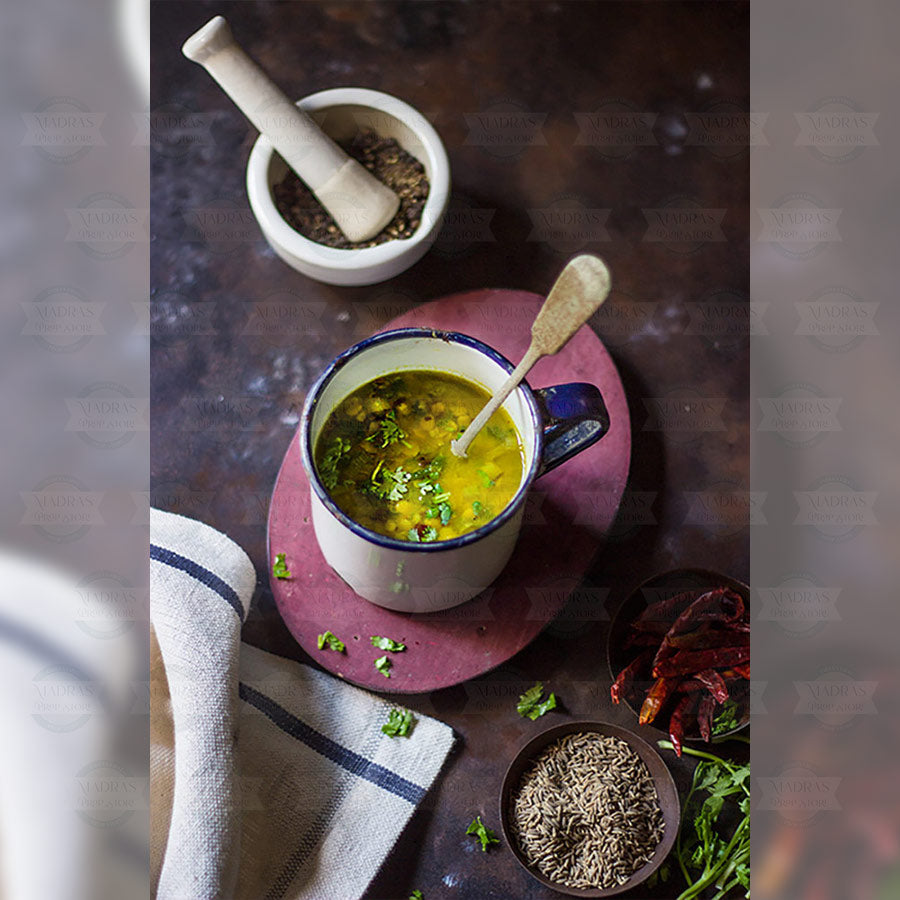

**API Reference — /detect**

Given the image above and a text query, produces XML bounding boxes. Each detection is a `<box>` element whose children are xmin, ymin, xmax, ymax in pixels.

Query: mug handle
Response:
<box><xmin>532</xmin><ymin>383</ymin><xmax>610</xmax><ymax>476</ymax></box>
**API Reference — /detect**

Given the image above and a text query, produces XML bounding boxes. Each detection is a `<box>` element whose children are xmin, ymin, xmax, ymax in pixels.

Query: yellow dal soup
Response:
<box><xmin>314</xmin><ymin>370</ymin><xmax>525</xmax><ymax>542</ymax></box>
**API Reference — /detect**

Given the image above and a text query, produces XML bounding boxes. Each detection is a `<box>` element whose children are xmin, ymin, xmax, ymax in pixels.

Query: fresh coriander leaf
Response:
<box><xmin>407</xmin><ymin>525</ymin><xmax>438</xmax><ymax>543</ymax></box>
<box><xmin>472</xmin><ymin>500</ymin><xmax>484</xmax><ymax>518</ymax></box>
<box><xmin>370</xmin><ymin>635</ymin><xmax>406</xmax><ymax>652</ymax></box>
<box><xmin>319</xmin><ymin>437</ymin><xmax>351</xmax><ymax>490</ymax></box>
<box><xmin>711</xmin><ymin>698</ymin><xmax>742</xmax><ymax>735</ymax></box>
<box><xmin>386</xmin><ymin>469</ymin><xmax>412</xmax><ymax>502</ymax></box>
<box><xmin>409</xmin><ymin>891</ymin><xmax>424</xmax><ymax>900</ymax></box>
<box><xmin>272</xmin><ymin>553</ymin><xmax>292</xmax><ymax>579</ymax></box>
<box><xmin>465</xmin><ymin>815</ymin><xmax>499</xmax><ymax>852</ymax></box>
<box><xmin>527</xmin><ymin>692</ymin><xmax>557</xmax><ymax>721</ymax></box>
<box><xmin>486</xmin><ymin>424</ymin><xmax>517</xmax><ymax>447</ymax></box>
<box><xmin>381</xmin><ymin>708</ymin><xmax>414</xmax><ymax>737</ymax></box>
<box><xmin>439</xmin><ymin>502</ymin><xmax>453</xmax><ymax>526</ymax></box>
<box><xmin>516</xmin><ymin>682</ymin><xmax>544</xmax><ymax>717</ymax></box>
<box><xmin>368</xmin><ymin>463</ymin><xmax>412</xmax><ymax>502</ymax></box>
<box><xmin>374</xmin><ymin>655</ymin><xmax>392</xmax><ymax>678</ymax></box>
<box><xmin>476</xmin><ymin>468</ymin><xmax>495</xmax><ymax>488</ymax></box>
<box><xmin>317</xmin><ymin>630</ymin><xmax>345</xmax><ymax>653</ymax></box>
<box><xmin>517</xmin><ymin>682</ymin><xmax>558</xmax><ymax>719</ymax></box>
<box><xmin>365</xmin><ymin>409</ymin><xmax>411</xmax><ymax>449</ymax></box>
<box><xmin>655</xmin><ymin>741</ymin><xmax>751</xmax><ymax>900</ymax></box>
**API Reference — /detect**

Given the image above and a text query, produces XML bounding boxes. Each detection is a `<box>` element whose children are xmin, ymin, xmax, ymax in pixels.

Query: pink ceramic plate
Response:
<box><xmin>267</xmin><ymin>289</ymin><xmax>631</xmax><ymax>692</ymax></box>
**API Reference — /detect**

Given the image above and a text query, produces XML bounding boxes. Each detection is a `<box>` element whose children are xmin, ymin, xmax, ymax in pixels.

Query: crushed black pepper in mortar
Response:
<box><xmin>272</xmin><ymin>129</ymin><xmax>429</xmax><ymax>249</ymax></box>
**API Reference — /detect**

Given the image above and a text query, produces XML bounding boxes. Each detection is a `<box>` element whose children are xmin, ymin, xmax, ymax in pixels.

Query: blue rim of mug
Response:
<box><xmin>300</xmin><ymin>327</ymin><xmax>542</xmax><ymax>552</ymax></box>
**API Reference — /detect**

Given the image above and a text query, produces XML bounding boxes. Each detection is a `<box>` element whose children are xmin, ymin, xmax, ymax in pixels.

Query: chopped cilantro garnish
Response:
<box><xmin>413</xmin><ymin>457</ymin><xmax>444</xmax><ymax>497</ymax></box>
<box><xmin>466</xmin><ymin>815</ymin><xmax>499</xmax><ymax>852</ymax></box>
<box><xmin>486</xmin><ymin>423</ymin><xmax>514</xmax><ymax>446</ymax></box>
<box><xmin>426</xmin><ymin>501</ymin><xmax>453</xmax><ymax>525</ymax></box>
<box><xmin>317</xmin><ymin>630</ymin><xmax>345</xmax><ymax>653</ymax></box>
<box><xmin>272</xmin><ymin>553</ymin><xmax>292</xmax><ymax>579</ymax></box>
<box><xmin>371</xmin><ymin>635</ymin><xmax>406</xmax><ymax>652</ymax></box>
<box><xmin>516</xmin><ymin>682</ymin><xmax>557</xmax><ymax>720</ymax></box>
<box><xmin>381</xmin><ymin>708</ymin><xmax>414</xmax><ymax>737</ymax></box>
<box><xmin>319</xmin><ymin>437</ymin><xmax>351</xmax><ymax>490</ymax></box>
<box><xmin>368</xmin><ymin>464</ymin><xmax>412</xmax><ymax>502</ymax></box>
<box><xmin>365</xmin><ymin>409</ymin><xmax>411</xmax><ymax>449</ymax></box>
<box><xmin>711</xmin><ymin>698</ymin><xmax>743</xmax><ymax>735</ymax></box>
<box><xmin>409</xmin><ymin>891</ymin><xmax>424</xmax><ymax>900</ymax></box>
<box><xmin>476</xmin><ymin>468</ymin><xmax>495</xmax><ymax>488</ymax></box>
<box><xmin>374</xmin><ymin>655</ymin><xmax>392</xmax><ymax>677</ymax></box>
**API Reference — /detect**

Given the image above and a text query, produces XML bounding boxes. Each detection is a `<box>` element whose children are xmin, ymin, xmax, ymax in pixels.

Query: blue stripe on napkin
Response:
<box><xmin>150</xmin><ymin>544</ymin><xmax>244</xmax><ymax>619</ymax></box>
<box><xmin>239</xmin><ymin>682</ymin><xmax>425</xmax><ymax>805</ymax></box>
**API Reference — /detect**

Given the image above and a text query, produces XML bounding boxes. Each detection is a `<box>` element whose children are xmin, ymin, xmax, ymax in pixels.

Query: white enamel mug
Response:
<box><xmin>300</xmin><ymin>328</ymin><xmax>610</xmax><ymax>613</ymax></box>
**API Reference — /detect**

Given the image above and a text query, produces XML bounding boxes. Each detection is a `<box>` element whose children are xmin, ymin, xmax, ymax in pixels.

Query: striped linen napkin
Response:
<box><xmin>151</xmin><ymin>508</ymin><xmax>455</xmax><ymax>900</ymax></box>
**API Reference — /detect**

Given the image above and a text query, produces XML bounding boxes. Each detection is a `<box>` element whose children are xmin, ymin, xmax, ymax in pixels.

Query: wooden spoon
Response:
<box><xmin>182</xmin><ymin>16</ymin><xmax>400</xmax><ymax>243</ymax></box>
<box><xmin>450</xmin><ymin>254</ymin><xmax>612</xmax><ymax>458</ymax></box>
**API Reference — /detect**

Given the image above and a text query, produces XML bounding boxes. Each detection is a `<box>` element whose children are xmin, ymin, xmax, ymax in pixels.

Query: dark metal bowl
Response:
<box><xmin>606</xmin><ymin>567</ymin><xmax>750</xmax><ymax>742</ymax></box>
<box><xmin>499</xmin><ymin>720</ymin><xmax>680</xmax><ymax>897</ymax></box>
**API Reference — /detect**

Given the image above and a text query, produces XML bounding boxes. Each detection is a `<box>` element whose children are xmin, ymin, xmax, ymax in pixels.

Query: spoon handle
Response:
<box><xmin>451</xmin><ymin>254</ymin><xmax>611</xmax><ymax>459</ymax></box>
<box><xmin>452</xmin><ymin>344</ymin><xmax>542</xmax><ymax>457</ymax></box>
<box><xmin>530</xmin><ymin>253</ymin><xmax>612</xmax><ymax>356</ymax></box>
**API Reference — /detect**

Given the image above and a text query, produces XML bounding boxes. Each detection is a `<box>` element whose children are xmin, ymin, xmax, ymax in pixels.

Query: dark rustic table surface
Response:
<box><xmin>151</xmin><ymin>2</ymin><xmax>749</xmax><ymax>897</ymax></box>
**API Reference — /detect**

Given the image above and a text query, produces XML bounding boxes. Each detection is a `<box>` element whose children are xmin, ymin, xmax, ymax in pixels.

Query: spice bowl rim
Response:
<box><xmin>499</xmin><ymin>719</ymin><xmax>680</xmax><ymax>897</ymax></box>
<box><xmin>246</xmin><ymin>86</ymin><xmax>450</xmax><ymax>285</ymax></box>
<box><xmin>606</xmin><ymin>567</ymin><xmax>751</xmax><ymax>742</ymax></box>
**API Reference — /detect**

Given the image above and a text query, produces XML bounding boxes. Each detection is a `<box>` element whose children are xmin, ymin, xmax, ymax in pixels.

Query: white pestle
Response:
<box><xmin>451</xmin><ymin>254</ymin><xmax>612</xmax><ymax>458</ymax></box>
<box><xmin>182</xmin><ymin>16</ymin><xmax>400</xmax><ymax>243</ymax></box>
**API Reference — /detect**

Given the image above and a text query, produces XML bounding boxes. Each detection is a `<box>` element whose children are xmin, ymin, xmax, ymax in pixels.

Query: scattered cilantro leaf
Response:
<box><xmin>365</xmin><ymin>409</ymin><xmax>411</xmax><ymax>449</ymax></box>
<box><xmin>472</xmin><ymin>500</ymin><xmax>484</xmax><ymax>518</ymax></box>
<box><xmin>409</xmin><ymin>891</ymin><xmax>424</xmax><ymax>900</ymax></box>
<box><xmin>466</xmin><ymin>815</ymin><xmax>499</xmax><ymax>852</ymax></box>
<box><xmin>528</xmin><ymin>693</ymin><xmax>557</xmax><ymax>720</ymax></box>
<box><xmin>368</xmin><ymin>463</ymin><xmax>412</xmax><ymax>502</ymax></box>
<box><xmin>371</xmin><ymin>635</ymin><xmax>406</xmax><ymax>652</ymax></box>
<box><xmin>476</xmin><ymin>468</ymin><xmax>495</xmax><ymax>488</ymax></box>
<box><xmin>711</xmin><ymin>698</ymin><xmax>743</xmax><ymax>735</ymax></box>
<box><xmin>516</xmin><ymin>682</ymin><xmax>543</xmax><ymax>716</ymax></box>
<box><xmin>516</xmin><ymin>682</ymin><xmax>558</xmax><ymax>720</ymax></box>
<box><xmin>407</xmin><ymin>525</ymin><xmax>439</xmax><ymax>543</ymax></box>
<box><xmin>381</xmin><ymin>708</ymin><xmax>414</xmax><ymax>737</ymax></box>
<box><xmin>413</xmin><ymin>458</ymin><xmax>445</xmax><ymax>499</ymax></box>
<box><xmin>319</xmin><ymin>437</ymin><xmax>351</xmax><ymax>490</ymax></box>
<box><xmin>374</xmin><ymin>655</ymin><xmax>392</xmax><ymax>678</ymax></box>
<box><xmin>486</xmin><ymin>423</ymin><xmax>515</xmax><ymax>447</ymax></box>
<box><xmin>317</xmin><ymin>630</ymin><xmax>345</xmax><ymax>653</ymax></box>
<box><xmin>272</xmin><ymin>553</ymin><xmax>292</xmax><ymax>579</ymax></box>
